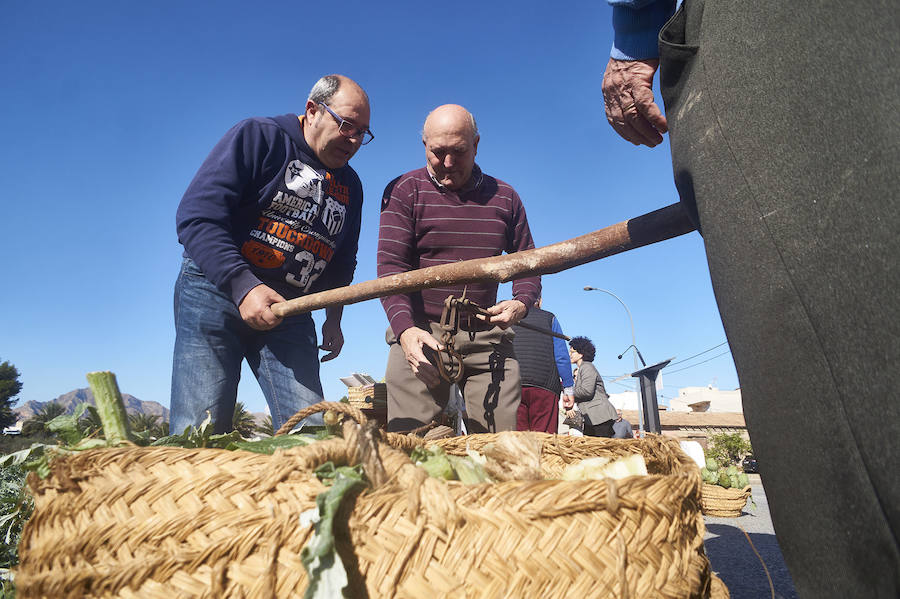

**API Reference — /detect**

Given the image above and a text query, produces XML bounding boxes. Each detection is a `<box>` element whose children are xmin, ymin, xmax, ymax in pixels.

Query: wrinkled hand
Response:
<box><xmin>319</xmin><ymin>318</ymin><xmax>344</xmax><ymax>362</ymax></box>
<box><xmin>602</xmin><ymin>57</ymin><xmax>667</xmax><ymax>147</ymax></box>
<box><xmin>238</xmin><ymin>284</ymin><xmax>285</xmax><ymax>330</ymax></box>
<box><xmin>483</xmin><ymin>299</ymin><xmax>527</xmax><ymax>329</ymax></box>
<box><xmin>562</xmin><ymin>394</ymin><xmax>575</xmax><ymax>410</ymax></box>
<box><xmin>398</xmin><ymin>327</ymin><xmax>443</xmax><ymax>388</ymax></box>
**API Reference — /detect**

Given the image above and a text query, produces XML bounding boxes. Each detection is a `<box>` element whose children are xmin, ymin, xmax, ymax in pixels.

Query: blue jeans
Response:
<box><xmin>170</xmin><ymin>257</ymin><xmax>324</xmax><ymax>435</ymax></box>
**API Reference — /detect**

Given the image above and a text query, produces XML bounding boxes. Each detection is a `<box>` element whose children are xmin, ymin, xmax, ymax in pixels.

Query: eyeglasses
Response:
<box><xmin>319</xmin><ymin>103</ymin><xmax>374</xmax><ymax>145</ymax></box>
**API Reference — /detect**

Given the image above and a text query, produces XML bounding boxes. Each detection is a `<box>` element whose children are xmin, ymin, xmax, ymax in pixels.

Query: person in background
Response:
<box><xmin>569</xmin><ymin>336</ymin><xmax>617</xmax><ymax>437</ymax></box>
<box><xmin>171</xmin><ymin>74</ymin><xmax>372</xmax><ymax>435</ymax></box>
<box><xmin>601</xmin><ymin>1</ymin><xmax>899</xmax><ymax>595</ymax></box>
<box><xmin>377</xmin><ymin>104</ymin><xmax>540</xmax><ymax>433</ymax></box>
<box><xmin>561</xmin><ymin>367</ymin><xmax>583</xmax><ymax>434</ymax></box>
<box><xmin>512</xmin><ymin>298</ymin><xmax>574</xmax><ymax>433</ymax></box>
<box><xmin>612</xmin><ymin>409</ymin><xmax>634</xmax><ymax>439</ymax></box>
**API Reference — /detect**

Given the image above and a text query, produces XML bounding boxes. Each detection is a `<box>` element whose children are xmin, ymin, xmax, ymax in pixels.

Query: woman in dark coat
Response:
<box><xmin>569</xmin><ymin>336</ymin><xmax>617</xmax><ymax>437</ymax></box>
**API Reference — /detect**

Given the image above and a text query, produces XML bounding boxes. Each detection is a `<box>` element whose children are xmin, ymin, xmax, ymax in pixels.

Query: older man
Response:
<box><xmin>600</xmin><ymin>2</ymin><xmax>899</xmax><ymax>597</ymax></box>
<box><xmin>377</xmin><ymin>104</ymin><xmax>540</xmax><ymax>433</ymax></box>
<box><xmin>172</xmin><ymin>74</ymin><xmax>372</xmax><ymax>434</ymax></box>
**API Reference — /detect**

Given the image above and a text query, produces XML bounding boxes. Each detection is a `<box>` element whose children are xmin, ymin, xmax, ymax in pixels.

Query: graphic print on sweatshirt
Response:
<box><xmin>241</xmin><ymin>159</ymin><xmax>350</xmax><ymax>292</ymax></box>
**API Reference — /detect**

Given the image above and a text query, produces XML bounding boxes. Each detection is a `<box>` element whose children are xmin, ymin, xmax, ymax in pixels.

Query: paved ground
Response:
<box><xmin>703</xmin><ymin>474</ymin><xmax>798</xmax><ymax>599</ymax></box>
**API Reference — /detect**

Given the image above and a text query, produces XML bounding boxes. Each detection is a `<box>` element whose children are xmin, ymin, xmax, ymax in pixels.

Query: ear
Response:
<box><xmin>305</xmin><ymin>99</ymin><xmax>318</xmax><ymax>119</ymax></box>
<box><xmin>473</xmin><ymin>134</ymin><xmax>480</xmax><ymax>155</ymax></box>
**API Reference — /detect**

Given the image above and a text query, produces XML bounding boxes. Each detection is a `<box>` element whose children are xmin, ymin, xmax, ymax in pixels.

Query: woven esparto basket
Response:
<box><xmin>347</xmin><ymin>383</ymin><xmax>387</xmax><ymax>407</ymax></box>
<box><xmin>16</xmin><ymin>402</ymin><xmax>728</xmax><ymax>599</ymax></box>
<box><xmin>347</xmin><ymin>383</ymin><xmax>387</xmax><ymax>427</ymax></box>
<box><xmin>701</xmin><ymin>483</ymin><xmax>752</xmax><ymax>517</ymax></box>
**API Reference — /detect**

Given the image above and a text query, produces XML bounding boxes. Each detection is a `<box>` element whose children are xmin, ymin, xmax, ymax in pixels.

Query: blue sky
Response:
<box><xmin>1</xmin><ymin>1</ymin><xmax>737</xmax><ymax>415</ymax></box>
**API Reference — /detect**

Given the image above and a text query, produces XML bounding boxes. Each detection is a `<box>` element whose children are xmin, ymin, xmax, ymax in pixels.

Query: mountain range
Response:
<box><xmin>12</xmin><ymin>389</ymin><xmax>270</xmax><ymax>427</ymax></box>
<box><xmin>13</xmin><ymin>388</ymin><xmax>170</xmax><ymax>422</ymax></box>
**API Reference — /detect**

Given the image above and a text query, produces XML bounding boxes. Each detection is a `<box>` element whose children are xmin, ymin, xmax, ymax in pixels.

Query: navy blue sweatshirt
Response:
<box><xmin>176</xmin><ymin>114</ymin><xmax>362</xmax><ymax>306</ymax></box>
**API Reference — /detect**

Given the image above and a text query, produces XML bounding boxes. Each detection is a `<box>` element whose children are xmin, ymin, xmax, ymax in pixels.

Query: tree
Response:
<box><xmin>706</xmin><ymin>432</ymin><xmax>754</xmax><ymax>469</ymax></box>
<box><xmin>21</xmin><ymin>402</ymin><xmax>66</xmax><ymax>437</ymax></box>
<box><xmin>128</xmin><ymin>412</ymin><xmax>161</xmax><ymax>434</ymax></box>
<box><xmin>0</xmin><ymin>360</ymin><xmax>23</xmax><ymax>430</ymax></box>
<box><xmin>154</xmin><ymin>420</ymin><xmax>170</xmax><ymax>438</ymax></box>
<box><xmin>78</xmin><ymin>405</ymin><xmax>105</xmax><ymax>438</ymax></box>
<box><xmin>255</xmin><ymin>415</ymin><xmax>274</xmax><ymax>437</ymax></box>
<box><xmin>128</xmin><ymin>412</ymin><xmax>169</xmax><ymax>441</ymax></box>
<box><xmin>232</xmin><ymin>402</ymin><xmax>256</xmax><ymax>438</ymax></box>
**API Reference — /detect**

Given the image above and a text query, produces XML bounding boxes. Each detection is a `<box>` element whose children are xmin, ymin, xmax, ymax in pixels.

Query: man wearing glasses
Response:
<box><xmin>171</xmin><ymin>74</ymin><xmax>372</xmax><ymax>435</ymax></box>
<box><xmin>378</xmin><ymin>104</ymin><xmax>541</xmax><ymax>433</ymax></box>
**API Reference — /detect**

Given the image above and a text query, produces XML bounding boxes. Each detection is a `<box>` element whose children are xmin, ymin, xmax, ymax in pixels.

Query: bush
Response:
<box><xmin>0</xmin><ymin>462</ymin><xmax>33</xmax><ymax>584</ymax></box>
<box><xmin>706</xmin><ymin>432</ymin><xmax>753</xmax><ymax>470</ymax></box>
<box><xmin>0</xmin><ymin>434</ymin><xmax>57</xmax><ymax>456</ymax></box>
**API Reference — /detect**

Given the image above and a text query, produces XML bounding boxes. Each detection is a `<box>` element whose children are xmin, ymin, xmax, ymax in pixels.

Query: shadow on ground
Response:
<box><xmin>704</xmin><ymin>524</ymin><xmax>797</xmax><ymax>599</ymax></box>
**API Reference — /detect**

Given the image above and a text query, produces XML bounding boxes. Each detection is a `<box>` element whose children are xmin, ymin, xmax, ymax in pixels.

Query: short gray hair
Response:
<box><xmin>464</xmin><ymin>111</ymin><xmax>479</xmax><ymax>139</ymax></box>
<box><xmin>308</xmin><ymin>75</ymin><xmax>342</xmax><ymax>105</ymax></box>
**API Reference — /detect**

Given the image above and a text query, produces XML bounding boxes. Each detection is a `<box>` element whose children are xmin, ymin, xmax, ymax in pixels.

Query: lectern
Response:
<box><xmin>631</xmin><ymin>358</ymin><xmax>673</xmax><ymax>435</ymax></box>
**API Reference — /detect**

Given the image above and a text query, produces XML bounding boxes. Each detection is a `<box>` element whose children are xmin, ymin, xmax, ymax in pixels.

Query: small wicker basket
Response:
<box><xmin>701</xmin><ymin>483</ymin><xmax>752</xmax><ymax>517</ymax></box>
<box><xmin>347</xmin><ymin>383</ymin><xmax>387</xmax><ymax>427</ymax></box>
<box><xmin>346</xmin><ymin>382</ymin><xmax>386</xmax><ymax>405</ymax></box>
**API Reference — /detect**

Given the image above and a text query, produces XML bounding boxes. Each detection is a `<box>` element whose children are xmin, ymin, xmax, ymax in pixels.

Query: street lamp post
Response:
<box><xmin>583</xmin><ymin>286</ymin><xmax>645</xmax><ymax>435</ymax></box>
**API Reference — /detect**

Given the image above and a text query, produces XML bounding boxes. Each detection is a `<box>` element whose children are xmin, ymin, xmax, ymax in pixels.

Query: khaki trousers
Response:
<box><xmin>384</xmin><ymin>323</ymin><xmax>520</xmax><ymax>433</ymax></box>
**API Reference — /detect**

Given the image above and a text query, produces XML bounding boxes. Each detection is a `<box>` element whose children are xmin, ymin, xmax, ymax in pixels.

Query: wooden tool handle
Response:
<box><xmin>271</xmin><ymin>202</ymin><xmax>695</xmax><ymax>318</ymax></box>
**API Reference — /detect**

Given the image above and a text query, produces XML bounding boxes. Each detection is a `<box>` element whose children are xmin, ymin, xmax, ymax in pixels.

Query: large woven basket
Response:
<box><xmin>700</xmin><ymin>484</ymin><xmax>752</xmax><ymax>517</ymax></box>
<box><xmin>16</xmin><ymin>402</ymin><xmax>727</xmax><ymax>598</ymax></box>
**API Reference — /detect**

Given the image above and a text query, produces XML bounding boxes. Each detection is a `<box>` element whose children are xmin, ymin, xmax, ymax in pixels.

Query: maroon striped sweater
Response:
<box><xmin>377</xmin><ymin>165</ymin><xmax>541</xmax><ymax>337</ymax></box>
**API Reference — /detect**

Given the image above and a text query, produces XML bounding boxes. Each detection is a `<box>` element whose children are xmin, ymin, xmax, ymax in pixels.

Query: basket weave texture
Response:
<box><xmin>347</xmin><ymin>384</ymin><xmax>387</xmax><ymax>427</ymax></box>
<box><xmin>347</xmin><ymin>383</ymin><xmax>386</xmax><ymax>407</ymax></box>
<box><xmin>700</xmin><ymin>483</ymin><xmax>752</xmax><ymax>517</ymax></box>
<box><xmin>16</xmin><ymin>402</ymin><xmax>727</xmax><ymax>599</ymax></box>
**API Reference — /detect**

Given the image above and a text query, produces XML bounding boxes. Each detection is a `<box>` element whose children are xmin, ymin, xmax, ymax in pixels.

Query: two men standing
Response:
<box><xmin>172</xmin><ymin>75</ymin><xmax>538</xmax><ymax>437</ymax></box>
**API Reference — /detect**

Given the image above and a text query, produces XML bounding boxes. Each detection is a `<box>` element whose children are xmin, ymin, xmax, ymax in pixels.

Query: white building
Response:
<box><xmin>608</xmin><ymin>390</ymin><xmax>641</xmax><ymax>411</ymax></box>
<box><xmin>668</xmin><ymin>386</ymin><xmax>743</xmax><ymax>413</ymax></box>
<box><xmin>609</xmin><ymin>385</ymin><xmax>743</xmax><ymax>414</ymax></box>
<box><xmin>2</xmin><ymin>420</ymin><xmax>23</xmax><ymax>435</ymax></box>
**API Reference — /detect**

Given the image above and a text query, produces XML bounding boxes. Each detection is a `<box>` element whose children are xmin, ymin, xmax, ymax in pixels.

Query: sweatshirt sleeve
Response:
<box><xmin>508</xmin><ymin>191</ymin><xmax>541</xmax><ymax>309</ymax></box>
<box><xmin>175</xmin><ymin>119</ymin><xmax>279</xmax><ymax>304</ymax></box>
<box><xmin>377</xmin><ymin>176</ymin><xmax>418</xmax><ymax>337</ymax></box>
<box><xmin>552</xmin><ymin>317</ymin><xmax>575</xmax><ymax>390</ymax></box>
<box><xmin>608</xmin><ymin>0</ymin><xmax>676</xmax><ymax>60</ymax></box>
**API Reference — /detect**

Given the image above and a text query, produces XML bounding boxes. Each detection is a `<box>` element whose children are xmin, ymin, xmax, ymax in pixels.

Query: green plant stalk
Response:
<box><xmin>86</xmin><ymin>371</ymin><xmax>133</xmax><ymax>445</ymax></box>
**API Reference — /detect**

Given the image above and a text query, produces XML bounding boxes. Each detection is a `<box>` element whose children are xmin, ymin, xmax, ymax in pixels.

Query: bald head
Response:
<box><xmin>423</xmin><ymin>104</ymin><xmax>478</xmax><ymax>144</ymax></box>
<box><xmin>422</xmin><ymin>104</ymin><xmax>479</xmax><ymax>190</ymax></box>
